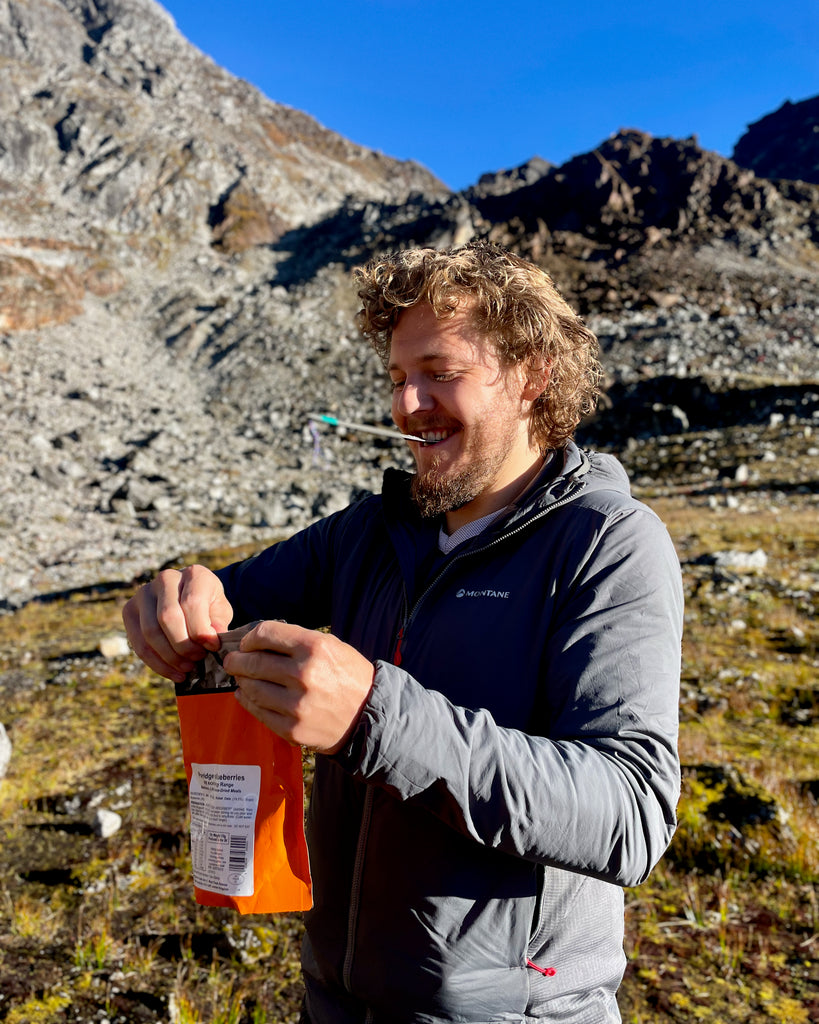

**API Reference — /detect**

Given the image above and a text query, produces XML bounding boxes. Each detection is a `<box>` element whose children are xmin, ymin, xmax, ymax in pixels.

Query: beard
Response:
<box><xmin>410</xmin><ymin>442</ymin><xmax>510</xmax><ymax>519</ymax></box>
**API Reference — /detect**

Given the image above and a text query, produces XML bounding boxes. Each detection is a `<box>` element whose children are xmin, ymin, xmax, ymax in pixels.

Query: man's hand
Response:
<box><xmin>224</xmin><ymin>620</ymin><xmax>375</xmax><ymax>755</ymax></box>
<box><xmin>122</xmin><ymin>565</ymin><xmax>234</xmax><ymax>682</ymax></box>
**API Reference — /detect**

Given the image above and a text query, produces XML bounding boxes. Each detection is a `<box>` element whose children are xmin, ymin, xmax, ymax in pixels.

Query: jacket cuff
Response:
<box><xmin>328</xmin><ymin>660</ymin><xmax>393</xmax><ymax>772</ymax></box>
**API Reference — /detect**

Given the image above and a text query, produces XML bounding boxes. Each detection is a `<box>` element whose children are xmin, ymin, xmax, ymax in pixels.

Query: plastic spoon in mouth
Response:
<box><xmin>308</xmin><ymin>413</ymin><xmax>425</xmax><ymax>444</ymax></box>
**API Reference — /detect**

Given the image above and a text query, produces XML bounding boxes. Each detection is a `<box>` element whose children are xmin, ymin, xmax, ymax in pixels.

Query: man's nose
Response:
<box><xmin>394</xmin><ymin>381</ymin><xmax>434</xmax><ymax>416</ymax></box>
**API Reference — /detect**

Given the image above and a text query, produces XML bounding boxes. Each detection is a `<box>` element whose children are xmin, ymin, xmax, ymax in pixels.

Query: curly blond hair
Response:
<box><xmin>355</xmin><ymin>241</ymin><xmax>601</xmax><ymax>451</ymax></box>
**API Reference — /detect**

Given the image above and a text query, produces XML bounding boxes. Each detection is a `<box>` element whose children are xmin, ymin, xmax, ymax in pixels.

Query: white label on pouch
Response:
<box><xmin>189</xmin><ymin>763</ymin><xmax>261</xmax><ymax>897</ymax></box>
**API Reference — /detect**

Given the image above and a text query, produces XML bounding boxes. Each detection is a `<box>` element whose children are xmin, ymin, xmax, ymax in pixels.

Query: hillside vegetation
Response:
<box><xmin>1</xmin><ymin>438</ymin><xmax>817</xmax><ymax>1022</ymax></box>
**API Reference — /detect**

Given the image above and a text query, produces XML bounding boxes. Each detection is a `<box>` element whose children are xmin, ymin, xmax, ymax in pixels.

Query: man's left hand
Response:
<box><xmin>223</xmin><ymin>621</ymin><xmax>375</xmax><ymax>754</ymax></box>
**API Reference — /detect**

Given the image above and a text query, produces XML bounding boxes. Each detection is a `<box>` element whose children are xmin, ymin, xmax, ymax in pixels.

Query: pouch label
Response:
<box><xmin>189</xmin><ymin>763</ymin><xmax>261</xmax><ymax>897</ymax></box>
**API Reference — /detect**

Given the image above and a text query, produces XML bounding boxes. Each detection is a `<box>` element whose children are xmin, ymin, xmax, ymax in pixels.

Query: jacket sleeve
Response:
<box><xmin>332</xmin><ymin>506</ymin><xmax>683</xmax><ymax>888</ymax></box>
<box><xmin>214</xmin><ymin>504</ymin><xmax>350</xmax><ymax>629</ymax></box>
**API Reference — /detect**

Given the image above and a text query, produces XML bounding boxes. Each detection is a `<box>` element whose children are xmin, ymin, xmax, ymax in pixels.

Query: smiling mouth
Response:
<box><xmin>417</xmin><ymin>429</ymin><xmax>458</xmax><ymax>446</ymax></box>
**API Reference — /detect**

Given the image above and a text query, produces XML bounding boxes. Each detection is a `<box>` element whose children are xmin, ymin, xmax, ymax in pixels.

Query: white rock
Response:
<box><xmin>94</xmin><ymin>808</ymin><xmax>123</xmax><ymax>838</ymax></box>
<box><xmin>712</xmin><ymin>549</ymin><xmax>768</xmax><ymax>571</ymax></box>
<box><xmin>0</xmin><ymin>723</ymin><xmax>11</xmax><ymax>779</ymax></box>
<box><xmin>98</xmin><ymin>634</ymin><xmax>131</xmax><ymax>659</ymax></box>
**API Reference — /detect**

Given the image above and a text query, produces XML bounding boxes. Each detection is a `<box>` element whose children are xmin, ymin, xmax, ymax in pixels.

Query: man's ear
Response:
<box><xmin>522</xmin><ymin>361</ymin><xmax>551</xmax><ymax>402</ymax></box>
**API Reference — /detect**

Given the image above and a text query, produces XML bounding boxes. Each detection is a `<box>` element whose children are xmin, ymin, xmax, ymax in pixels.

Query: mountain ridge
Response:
<box><xmin>0</xmin><ymin>0</ymin><xmax>816</xmax><ymax>607</ymax></box>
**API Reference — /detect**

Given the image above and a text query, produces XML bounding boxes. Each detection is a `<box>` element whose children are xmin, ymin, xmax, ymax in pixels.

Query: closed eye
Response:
<box><xmin>390</xmin><ymin>371</ymin><xmax>459</xmax><ymax>391</ymax></box>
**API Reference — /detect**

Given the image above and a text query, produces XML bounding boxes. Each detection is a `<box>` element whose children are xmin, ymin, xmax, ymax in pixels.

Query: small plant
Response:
<box><xmin>6</xmin><ymin>892</ymin><xmax>60</xmax><ymax>941</ymax></box>
<box><xmin>171</xmin><ymin>962</ymin><xmax>247</xmax><ymax>1024</ymax></box>
<box><xmin>122</xmin><ymin>933</ymin><xmax>162</xmax><ymax>976</ymax></box>
<box><xmin>73</xmin><ymin>927</ymin><xmax>113</xmax><ymax>970</ymax></box>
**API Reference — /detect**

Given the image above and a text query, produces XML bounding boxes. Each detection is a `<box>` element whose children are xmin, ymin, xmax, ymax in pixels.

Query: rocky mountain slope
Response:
<box><xmin>1</xmin><ymin>0</ymin><xmax>817</xmax><ymax>608</ymax></box>
<box><xmin>0</xmin><ymin>0</ymin><xmax>443</xmax><ymax>253</ymax></box>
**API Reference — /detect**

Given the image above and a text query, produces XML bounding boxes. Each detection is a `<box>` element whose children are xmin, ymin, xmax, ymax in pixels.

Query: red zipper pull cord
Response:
<box><xmin>526</xmin><ymin>959</ymin><xmax>556</xmax><ymax>977</ymax></box>
<box><xmin>393</xmin><ymin>627</ymin><xmax>404</xmax><ymax>666</ymax></box>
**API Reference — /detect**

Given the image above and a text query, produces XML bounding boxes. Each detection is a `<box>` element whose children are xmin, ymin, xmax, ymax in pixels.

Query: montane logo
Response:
<box><xmin>456</xmin><ymin>588</ymin><xmax>511</xmax><ymax>599</ymax></box>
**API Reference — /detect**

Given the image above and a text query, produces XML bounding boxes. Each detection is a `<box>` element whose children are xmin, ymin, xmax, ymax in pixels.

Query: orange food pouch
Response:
<box><xmin>174</xmin><ymin>622</ymin><xmax>312</xmax><ymax>914</ymax></box>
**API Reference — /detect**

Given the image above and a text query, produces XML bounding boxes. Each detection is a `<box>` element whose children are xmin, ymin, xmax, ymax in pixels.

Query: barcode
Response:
<box><xmin>229</xmin><ymin>834</ymin><xmax>248</xmax><ymax>871</ymax></box>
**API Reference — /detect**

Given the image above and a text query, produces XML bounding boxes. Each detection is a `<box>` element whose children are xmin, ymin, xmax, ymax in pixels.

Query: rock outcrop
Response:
<box><xmin>732</xmin><ymin>95</ymin><xmax>819</xmax><ymax>185</ymax></box>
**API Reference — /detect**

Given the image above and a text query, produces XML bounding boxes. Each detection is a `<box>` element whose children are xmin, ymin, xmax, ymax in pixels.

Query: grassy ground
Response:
<box><xmin>0</xmin><ymin>453</ymin><xmax>817</xmax><ymax>1022</ymax></box>
<box><xmin>618</xmin><ymin>495</ymin><xmax>819</xmax><ymax>1023</ymax></box>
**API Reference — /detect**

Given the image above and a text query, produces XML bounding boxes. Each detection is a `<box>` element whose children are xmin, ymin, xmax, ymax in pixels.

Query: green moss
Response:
<box><xmin>5</xmin><ymin>994</ymin><xmax>71</xmax><ymax>1024</ymax></box>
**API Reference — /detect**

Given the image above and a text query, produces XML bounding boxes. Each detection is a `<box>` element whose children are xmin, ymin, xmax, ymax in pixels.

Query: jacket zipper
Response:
<box><xmin>527</xmin><ymin>958</ymin><xmax>557</xmax><ymax>977</ymax></box>
<box><xmin>392</xmin><ymin>590</ymin><xmax>409</xmax><ymax>665</ymax></box>
<box><xmin>393</xmin><ymin>626</ymin><xmax>404</xmax><ymax>666</ymax></box>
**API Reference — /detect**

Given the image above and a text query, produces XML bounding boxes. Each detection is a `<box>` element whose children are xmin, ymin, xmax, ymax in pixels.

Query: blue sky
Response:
<box><xmin>160</xmin><ymin>0</ymin><xmax>818</xmax><ymax>191</ymax></box>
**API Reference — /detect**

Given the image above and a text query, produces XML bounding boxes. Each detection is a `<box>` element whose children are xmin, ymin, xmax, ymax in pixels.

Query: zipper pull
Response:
<box><xmin>393</xmin><ymin>627</ymin><xmax>404</xmax><ymax>666</ymax></box>
<box><xmin>527</xmin><ymin>959</ymin><xmax>556</xmax><ymax>977</ymax></box>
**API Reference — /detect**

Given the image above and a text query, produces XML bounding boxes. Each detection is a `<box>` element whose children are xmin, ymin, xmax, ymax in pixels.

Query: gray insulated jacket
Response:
<box><xmin>216</xmin><ymin>442</ymin><xmax>683</xmax><ymax>1024</ymax></box>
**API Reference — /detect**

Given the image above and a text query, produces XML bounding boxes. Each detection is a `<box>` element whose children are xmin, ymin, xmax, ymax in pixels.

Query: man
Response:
<box><xmin>124</xmin><ymin>242</ymin><xmax>683</xmax><ymax>1023</ymax></box>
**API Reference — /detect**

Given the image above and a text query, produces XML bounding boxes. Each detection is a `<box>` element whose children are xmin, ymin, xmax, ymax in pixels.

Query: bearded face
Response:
<box><xmin>389</xmin><ymin>303</ymin><xmax>543</xmax><ymax>531</ymax></box>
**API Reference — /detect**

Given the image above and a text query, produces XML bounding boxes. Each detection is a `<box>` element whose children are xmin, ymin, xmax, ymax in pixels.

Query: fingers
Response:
<box><xmin>154</xmin><ymin>571</ymin><xmax>207</xmax><ymax>659</ymax></box>
<box><xmin>229</xmin><ymin>653</ymin><xmax>300</xmax><ymax>743</ymax></box>
<box><xmin>123</xmin><ymin>572</ymin><xmax>191</xmax><ymax>680</ymax></box>
<box><xmin>178</xmin><ymin>565</ymin><xmax>233</xmax><ymax>647</ymax></box>
<box><xmin>224</xmin><ymin>649</ymin><xmax>299</xmax><ymax>730</ymax></box>
<box><xmin>224</xmin><ymin>626</ymin><xmax>374</xmax><ymax>753</ymax></box>
<box><xmin>238</xmin><ymin>618</ymin><xmax>310</xmax><ymax>655</ymax></box>
<box><xmin>225</xmin><ymin>621</ymin><xmax>309</xmax><ymax>698</ymax></box>
<box><xmin>232</xmin><ymin>665</ymin><xmax>291</xmax><ymax>708</ymax></box>
<box><xmin>122</xmin><ymin>565</ymin><xmax>234</xmax><ymax>682</ymax></box>
<box><xmin>232</xmin><ymin>671</ymin><xmax>307</xmax><ymax>749</ymax></box>
<box><xmin>233</xmin><ymin>685</ymin><xmax>297</xmax><ymax>745</ymax></box>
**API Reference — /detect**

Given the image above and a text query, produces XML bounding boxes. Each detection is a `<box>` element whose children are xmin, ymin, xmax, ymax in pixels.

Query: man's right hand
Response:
<box><xmin>122</xmin><ymin>565</ymin><xmax>234</xmax><ymax>682</ymax></box>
